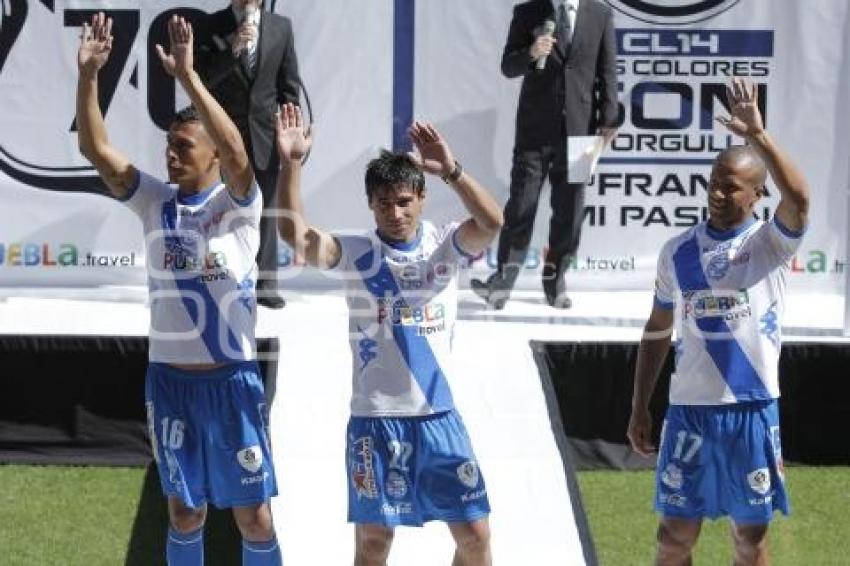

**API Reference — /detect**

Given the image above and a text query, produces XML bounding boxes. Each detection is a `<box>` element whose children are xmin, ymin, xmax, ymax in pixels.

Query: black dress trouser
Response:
<box><xmin>495</xmin><ymin>138</ymin><xmax>586</xmax><ymax>289</ymax></box>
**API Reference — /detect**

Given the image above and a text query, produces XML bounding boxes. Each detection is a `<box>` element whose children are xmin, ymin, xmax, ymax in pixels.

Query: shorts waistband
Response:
<box><xmin>149</xmin><ymin>361</ymin><xmax>259</xmax><ymax>381</ymax></box>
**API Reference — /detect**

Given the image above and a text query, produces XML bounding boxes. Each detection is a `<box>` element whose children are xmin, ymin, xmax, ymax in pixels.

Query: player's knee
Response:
<box><xmin>169</xmin><ymin>503</ymin><xmax>207</xmax><ymax>534</ymax></box>
<box><xmin>731</xmin><ymin>523</ymin><xmax>769</xmax><ymax>552</ymax></box>
<box><xmin>657</xmin><ymin>520</ymin><xmax>700</xmax><ymax>557</ymax></box>
<box><xmin>233</xmin><ymin>503</ymin><xmax>275</xmax><ymax>542</ymax></box>
<box><xmin>356</xmin><ymin>525</ymin><xmax>394</xmax><ymax>558</ymax></box>
<box><xmin>453</xmin><ymin>520</ymin><xmax>491</xmax><ymax>556</ymax></box>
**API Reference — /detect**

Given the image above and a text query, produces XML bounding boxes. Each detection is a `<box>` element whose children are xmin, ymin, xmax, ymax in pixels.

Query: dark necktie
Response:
<box><xmin>557</xmin><ymin>3</ymin><xmax>573</xmax><ymax>50</ymax></box>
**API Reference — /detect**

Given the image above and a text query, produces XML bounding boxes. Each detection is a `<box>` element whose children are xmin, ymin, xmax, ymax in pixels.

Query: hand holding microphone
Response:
<box><xmin>232</xmin><ymin>3</ymin><xmax>260</xmax><ymax>56</ymax></box>
<box><xmin>531</xmin><ymin>20</ymin><xmax>556</xmax><ymax>71</ymax></box>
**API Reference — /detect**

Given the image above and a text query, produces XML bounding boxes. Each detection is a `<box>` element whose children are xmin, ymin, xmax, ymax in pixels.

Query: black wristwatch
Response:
<box><xmin>442</xmin><ymin>160</ymin><xmax>463</xmax><ymax>184</ymax></box>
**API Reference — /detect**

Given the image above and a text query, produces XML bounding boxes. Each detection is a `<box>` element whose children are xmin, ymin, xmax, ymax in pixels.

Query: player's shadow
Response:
<box><xmin>124</xmin><ymin>462</ymin><xmax>243</xmax><ymax>566</ymax></box>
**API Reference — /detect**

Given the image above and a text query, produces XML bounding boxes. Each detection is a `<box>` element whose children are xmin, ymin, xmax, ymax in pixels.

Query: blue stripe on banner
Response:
<box><xmin>672</xmin><ymin>234</ymin><xmax>769</xmax><ymax>400</ymax></box>
<box><xmin>393</xmin><ymin>0</ymin><xmax>415</xmax><ymax>152</ymax></box>
<box><xmin>616</xmin><ymin>30</ymin><xmax>774</xmax><ymax>57</ymax></box>
<box><xmin>161</xmin><ymin>200</ymin><xmax>242</xmax><ymax>361</ymax></box>
<box><xmin>354</xmin><ymin>247</ymin><xmax>454</xmax><ymax>409</ymax></box>
<box><xmin>599</xmin><ymin>157</ymin><xmax>715</xmax><ymax>166</ymax></box>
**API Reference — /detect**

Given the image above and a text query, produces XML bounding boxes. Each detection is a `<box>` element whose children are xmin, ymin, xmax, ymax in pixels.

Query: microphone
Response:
<box><xmin>535</xmin><ymin>20</ymin><xmax>556</xmax><ymax>71</ymax></box>
<box><xmin>243</xmin><ymin>4</ymin><xmax>260</xmax><ymax>51</ymax></box>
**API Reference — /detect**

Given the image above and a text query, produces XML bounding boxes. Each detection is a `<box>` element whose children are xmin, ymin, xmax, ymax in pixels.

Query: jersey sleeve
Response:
<box><xmin>765</xmin><ymin>215</ymin><xmax>806</xmax><ymax>262</ymax></box>
<box><xmin>223</xmin><ymin>179</ymin><xmax>263</xmax><ymax>227</ymax></box>
<box><xmin>438</xmin><ymin>221</ymin><xmax>478</xmax><ymax>269</ymax></box>
<box><xmin>654</xmin><ymin>240</ymin><xmax>678</xmax><ymax>310</ymax></box>
<box><xmin>118</xmin><ymin>170</ymin><xmax>174</xmax><ymax>218</ymax></box>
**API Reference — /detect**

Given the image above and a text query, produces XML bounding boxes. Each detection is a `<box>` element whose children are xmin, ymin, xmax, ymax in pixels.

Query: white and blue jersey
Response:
<box><xmin>654</xmin><ymin>217</ymin><xmax>804</xmax><ymax>405</ymax></box>
<box><xmin>333</xmin><ymin>221</ymin><xmax>476</xmax><ymax>417</ymax></box>
<box><xmin>120</xmin><ymin>171</ymin><xmax>262</xmax><ymax>364</ymax></box>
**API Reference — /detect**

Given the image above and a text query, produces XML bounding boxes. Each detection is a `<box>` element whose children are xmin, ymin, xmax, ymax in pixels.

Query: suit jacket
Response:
<box><xmin>502</xmin><ymin>0</ymin><xmax>618</xmax><ymax>149</ymax></box>
<box><xmin>196</xmin><ymin>8</ymin><xmax>300</xmax><ymax>171</ymax></box>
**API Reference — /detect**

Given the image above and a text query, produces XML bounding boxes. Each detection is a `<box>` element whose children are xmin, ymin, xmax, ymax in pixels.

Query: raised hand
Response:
<box><xmin>155</xmin><ymin>15</ymin><xmax>194</xmax><ymax>79</ymax></box>
<box><xmin>275</xmin><ymin>103</ymin><xmax>312</xmax><ymax>162</ymax></box>
<box><xmin>716</xmin><ymin>78</ymin><xmax>764</xmax><ymax>138</ymax></box>
<box><xmin>407</xmin><ymin>122</ymin><xmax>455</xmax><ymax>177</ymax></box>
<box><xmin>78</xmin><ymin>12</ymin><xmax>113</xmax><ymax>76</ymax></box>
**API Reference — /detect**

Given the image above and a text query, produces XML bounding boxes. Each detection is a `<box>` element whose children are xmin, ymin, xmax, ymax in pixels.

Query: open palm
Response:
<box><xmin>155</xmin><ymin>15</ymin><xmax>193</xmax><ymax>78</ymax></box>
<box><xmin>275</xmin><ymin>103</ymin><xmax>312</xmax><ymax>162</ymax></box>
<box><xmin>78</xmin><ymin>12</ymin><xmax>113</xmax><ymax>75</ymax></box>
<box><xmin>717</xmin><ymin>78</ymin><xmax>764</xmax><ymax>137</ymax></box>
<box><xmin>407</xmin><ymin>122</ymin><xmax>454</xmax><ymax>176</ymax></box>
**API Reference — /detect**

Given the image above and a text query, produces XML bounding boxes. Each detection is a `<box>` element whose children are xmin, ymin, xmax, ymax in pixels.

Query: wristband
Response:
<box><xmin>442</xmin><ymin>160</ymin><xmax>463</xmax><ymax>184</ymax></box>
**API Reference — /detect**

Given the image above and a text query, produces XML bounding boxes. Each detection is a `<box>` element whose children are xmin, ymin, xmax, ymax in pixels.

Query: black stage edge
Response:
<box><xmin>532</xmin><ymin>341</ymin><xmax>599</xmax><ymax>566</ymax></box>
<box><xmin>536</xmin><ymin>341</ymin><xmax>850</xmax><ymax>471</ymax></box>
<box><xmin>0</xmin><ymin>335</ymin><xmax>279</xmax><ymax>466</ymax></box>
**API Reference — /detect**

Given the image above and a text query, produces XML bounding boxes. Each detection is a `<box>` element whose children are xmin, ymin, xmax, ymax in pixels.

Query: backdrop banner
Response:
<box><xmin>1</xmin><ymin>1</ymin><xmax>848</xmax><ymax>299</ymax></box>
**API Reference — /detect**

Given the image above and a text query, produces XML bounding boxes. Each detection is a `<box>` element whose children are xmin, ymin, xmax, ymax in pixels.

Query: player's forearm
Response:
<box><xmin>632</xmin><ymin>328</ymin><xmax>671</xmax><ymax>412</ymax></box>
<box><xmin>76</xmin><ymin>72</ymin><xmax>109</xmax><ymax>160</ymax></box>
<box><xmin>178</xmin><ymin>70</ymin><xmax>246</xmax><ymax>164</ymax></box>
<box><xmin>450</xmin><ymin>170</ymin><xmax>504</xmax><ymax>236</ymax></box>
<box><xmin>276</xmin><ymin>160</ymin><xmax>308</xmax><ymax>247</ymax></box>
<box><xmin>747</xmin><ymin>131</ymin><xmax>810</xmax><ymax>216</ymax></box>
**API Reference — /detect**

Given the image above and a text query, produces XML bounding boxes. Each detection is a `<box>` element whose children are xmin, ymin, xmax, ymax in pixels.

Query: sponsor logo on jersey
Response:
<box><xmin>661</xmin><ymin>463</ymin><xmax>684</xmax><ymax>490</ymax></box>
<box><xmin>682</xmin><ymin>289</ymin><xmax>751</xmax><ymax>321</ymax></box>
<box><xmin>350</xmin><ymin>436</ymin><xmax>378</xmax><ymax>499</ymax></box>
<box><xmin>237</xmin><ymin>446</ymin><xmax>264</xmax><ymax>473</ymax></box>
<box><xmin>456</xmin><ymin>461</ymin><xmax>479</xmax><ymax>490</ymax></box>
<box><xmin>377</xmin><ymin>298</ymin><xmax>446</xmax><ymax>328</ymax></box>
<box><xmin>747</xmin><ymin>467</ymin><xmax>771</xmax><ymax>495</ymax></box>
<box><xmin>760</xmin><ymin>301</ymin><xmax>780</xmax><ymax>348</ymax></box>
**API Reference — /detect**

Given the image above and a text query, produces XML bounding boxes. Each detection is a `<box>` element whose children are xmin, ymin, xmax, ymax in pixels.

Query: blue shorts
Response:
<box><xmin>655</xmin><ymin>400</ymin><xmax>789</xmax><ymax>524</ymax></box>
<box><xmin>145</xmin><ymin>362</ymin><xmax>277</xmax><ymax>509</ymax></box>
<box><xmin>346</xmin><ymin>410</ymin><xmax>490</xmax><ymax>527</ymax></box>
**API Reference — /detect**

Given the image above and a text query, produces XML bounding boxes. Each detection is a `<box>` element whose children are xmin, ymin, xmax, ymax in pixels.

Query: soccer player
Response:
<box><xmin>76</xmin><ymin>13</ymin><xmax>281</xmax><ymax>565</ymax></box>
<box><xmin>274</xmin><ymin>103</ymin><xmax>503</xmax><ymax>566</ymax></box>
<box><xmin>627</xmin><ymin>78</ymin><xmax>810</xmax><ymax>566</ymax></box>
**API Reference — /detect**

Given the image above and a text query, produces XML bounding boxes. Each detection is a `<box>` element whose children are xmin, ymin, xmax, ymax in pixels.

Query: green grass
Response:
<box><xmin>0</xmin><ymin>465</ymin><xmax>146</xmax><ymax>566</ymax></box>
<box><xmin>577</xmin><ymin>466</ymin><xmax>850</xmax><ymax>566</ymax></box>
<box><xmin>1</xmin><ymin>464</ymin><xmax>848</xmax><ymax>565</ymax></box>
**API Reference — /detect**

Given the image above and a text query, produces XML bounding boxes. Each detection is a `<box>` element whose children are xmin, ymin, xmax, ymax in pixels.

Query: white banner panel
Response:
<box><xmin>1</xmin><ymin>1</ymin><xmax>849</xmax><ymax>298</ymax></box>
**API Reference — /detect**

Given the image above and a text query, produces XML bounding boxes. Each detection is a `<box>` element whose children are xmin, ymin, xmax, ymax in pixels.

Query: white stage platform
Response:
<box><xmin>0</xmin><ymin>286</ymin><xmax>846</xmax><ymax>565</ymax></box>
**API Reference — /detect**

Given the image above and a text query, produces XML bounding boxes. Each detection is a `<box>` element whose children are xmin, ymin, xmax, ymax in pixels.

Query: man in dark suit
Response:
<box><xmin>196</xmin><ymin>0</ymin><xmax>301</xmax><ymax>309</ymax></box>
<box><xmin>473</xmin><ymin>0</ymin><xmax>618</xmax><ymax>309</ymax></box>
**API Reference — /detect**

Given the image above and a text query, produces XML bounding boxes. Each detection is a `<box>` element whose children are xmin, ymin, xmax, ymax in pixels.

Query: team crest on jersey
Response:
<box><xmin>385</xmin><ymin>470</ymin><xmax>408</xmax><ymax>499</ymax></box>
<box><xmin>661</xmin><ymin>463</ymin><xmax>683</xmax><ymax>490</ymax></box>
<box><xmin>237</xmin><ymin>446</ymin><xmax>264</xmax><ymax>473</ymax></box>
<box><xmin>456</xmin><ymin>461</ymin><xmax>479</xmax><ymax>489</ymax></box>
<box><xmin>747</xmin><ymin>467</ymin><xmax>771</xmax><ymax>495</ymax></box>
<box><xmin>350</xmin><ymin>436</ymin><xmax>378</xmax><ymax>499</ymax></box>
<box><xmin>705</xmin><ymin>252</ymin><xmax>730</xmax><ymax>280</ymax></box>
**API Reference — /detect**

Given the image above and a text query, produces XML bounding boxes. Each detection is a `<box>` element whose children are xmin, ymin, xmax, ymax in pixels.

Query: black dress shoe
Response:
<box><xmin>256</xmin><ymin>281</ymin><xmax>286</xmax><ymax>309</ymax></box>
<box><xmin>471</xmin><ymin>275</ymin><xmax>510</xmax><ymax>310</ymax></box>
<box><xmin>542</xmin><ymin>263</ymin><xmax>571</xmax><ymax>309</ymax></box>
<box><xmin>257</xmin><ymin>294</ymin><xmax>286</xmax><ymax>309</ymax></box>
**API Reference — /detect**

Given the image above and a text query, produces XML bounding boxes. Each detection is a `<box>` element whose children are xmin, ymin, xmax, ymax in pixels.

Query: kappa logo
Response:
<box><xmin>456</xmin><ymin>461</ymin><xmax>479</xmax><ymax>490</ymax></box>
<box><xmin>603</xmin><ymin>0</ymin><xmax>742</xmax><ymax>25</ymax></box>
<box><xmin>237</xmin><ymin>445</ymin><xmax>264</xmax><ymax>474</ymax></box>
<box><xmin>747</xmin><ymin>467</ymin><xmax>771</xmax><ymax>495</ymax></box>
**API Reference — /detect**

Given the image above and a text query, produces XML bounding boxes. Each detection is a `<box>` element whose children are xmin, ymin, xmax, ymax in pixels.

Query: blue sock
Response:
<box><xmin>242</xmin><ymin>535</ymin><xmax>282</xmax><ymax>566</ymax></box>
<box><xmin>166</xmin><ymin>526</ymin><xmax>204</xmax><ymax>566</ymax></box>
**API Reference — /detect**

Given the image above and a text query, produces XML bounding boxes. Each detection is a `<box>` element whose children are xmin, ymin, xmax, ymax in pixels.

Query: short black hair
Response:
<box><xmin>364</xmin><ymin>150</ymin><xmax>425</xmax><ymax>201</ymax></box>
<box><xmin>714</xmin><ymin>145</ymin><xmax>768</xmax><ymax>187</ymax></box>
<box><xmin>172</xmin><ymin>106</ymin><xmax>201</xmax><ymax>126</ymax></box>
